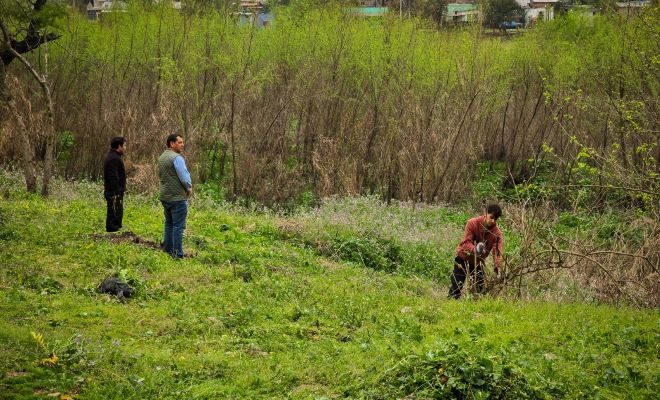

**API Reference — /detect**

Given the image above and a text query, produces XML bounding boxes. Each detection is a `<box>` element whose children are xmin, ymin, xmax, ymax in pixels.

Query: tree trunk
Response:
<box><xmin>1</xmin><ymin>62</ymin><xmax>38</xmax><ymax>192</ymax></box>
<box><xmin>4</xmin><ymin>92</ymin><xmax>38</xmax><ymax>192</ymax></box>
<box><xmin>41</xmin><ymin>92</ymin><xmax>56</xmax><ymax>196</ymax></box>
<box><xmin>0</xmin><ymin>60</ymin><xmax>8</xmax><ymax>106</ymax></box>
<box><xmin>2</xmin><ymin>30</ymin><xmax>56</xmax><ymax>195</ymax></box>
<box><xmin>228</xmin><ymin>83</ymin><xmax>237</xmax><ymax>200</ymax></box>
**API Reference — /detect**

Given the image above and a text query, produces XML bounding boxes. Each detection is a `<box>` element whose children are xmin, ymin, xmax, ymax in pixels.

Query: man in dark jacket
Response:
<box><xmin>103</xmin><ymin>137</ymin><xmax>127</xmax><ymax>232</ymax></box>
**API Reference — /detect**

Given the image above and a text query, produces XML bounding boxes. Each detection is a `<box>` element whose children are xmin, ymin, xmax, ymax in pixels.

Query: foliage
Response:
<box><xmin>0</xmin><ymin>0</ymin><xmax>65</xmax><ymax>36</ymax></box>
<box><xmin>286</xmin><ymin>195</ymin><xmax>469</xmax><ymax>281</ymax></box>
<box><xmin>3</xmin><ymin>4</ymin><xmax>655</xmax><ymax>207</ymax></box>
<box><xmin>0</xmin><ymin>205</ymin><xmax>17</xmax><ymax>241</ymax></box>
<box><xmin>483</xmin><ymin>0</ymin><xmax>524</xmax><ymax>28</ymax></box>
<box><xmin>358</xmin><ymin>340</ymin><xmax>541</xmax><ymax>398</ymax></box>
<box><xmin>330</xmin><ymin>235</ymin><xmax>403</xmax><ymax>273</ymax></box>
<box><xmin>418</xmin><ymin>0</ymin><xmax>449</xmax><ymax>25</ymax></box>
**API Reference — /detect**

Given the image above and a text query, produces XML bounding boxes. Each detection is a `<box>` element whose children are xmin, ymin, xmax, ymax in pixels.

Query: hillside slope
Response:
<box><xmin>0</xmin><ymin>180</ymin><xmax>657</xmax><ymax>399</ymax></box>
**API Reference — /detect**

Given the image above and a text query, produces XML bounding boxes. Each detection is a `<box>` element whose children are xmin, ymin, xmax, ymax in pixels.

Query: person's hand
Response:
<box><xmin>475</xmin><ymin>242</ymin><xmax>485</xmax><ymax>256</ymax></box>
<box><xmin>186</xmin><ymin>188</ymin><xmax>192</xmax><ymax>197</ymax></box>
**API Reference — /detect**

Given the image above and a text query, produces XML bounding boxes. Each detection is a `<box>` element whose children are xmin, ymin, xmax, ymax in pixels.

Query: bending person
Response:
<box><xmin>448</xmin><ymin>203</ymin><xmax>503</xmax><ymax>299</ymax></box>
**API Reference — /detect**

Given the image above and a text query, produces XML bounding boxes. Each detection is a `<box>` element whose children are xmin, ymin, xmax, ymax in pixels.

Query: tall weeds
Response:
<box><xmin>1</xmin><ymin>5</ymin><xmax>657</xmax><ymax>208</ymax></box>
<box><xmin>489</xmin><ymin>202</ymin><xmax>659</xmax><ymax>307</ymax></box>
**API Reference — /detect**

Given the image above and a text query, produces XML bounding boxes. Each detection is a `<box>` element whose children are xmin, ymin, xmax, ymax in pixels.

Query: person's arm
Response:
<box><xmin>173</xmin><ymin>156</ymin><xmax>192</xmax><ymax>193</ymax></box>
<box><xmin>457</xmin><ymin>219</ymin><xmax>478</xmax><ymax>259</ymax></box>
<box><xmin>118</xmin><ymin>160</ymin><xmax>126</xmax><ymax>194</ymax></box>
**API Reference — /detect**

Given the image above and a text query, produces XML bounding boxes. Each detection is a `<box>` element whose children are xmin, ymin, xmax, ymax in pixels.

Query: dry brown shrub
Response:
<box><xmin>274</xmin><ymin>219</ymin><xmax>305</xmax><ymax>238</ymax></box>
<box><xmin>126</xmin><ymin>161</ymin><xmax>158</xmax><ymax>194</ymax></box>
<box><xmin>490</xmin><ymin>203</ymin><xmax>660</xmax><ymax>307</ymax></box>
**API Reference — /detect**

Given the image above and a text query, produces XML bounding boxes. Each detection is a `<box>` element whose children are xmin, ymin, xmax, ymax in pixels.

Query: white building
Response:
<box><xmin>86</xmin><ymin>0</ymin><xmax>181</xmax><ymax>20</ymax></box>
<box><xmin>86</xmin><ymin>0</ymin><xmax>128</xmax><ymax>20</ymax></box>
<box><xmin>515</xmin><ymin>0</ymin><xmax>559</xmax><ymax>25</ymax></box>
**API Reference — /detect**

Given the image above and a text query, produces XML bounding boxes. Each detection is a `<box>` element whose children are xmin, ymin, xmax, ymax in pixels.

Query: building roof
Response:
<box><xmin>240</xmin><ymin>1</ymin><xmax>265</xmax><ymax>10</ymax></box>
<box><xmin>347</xmin><ymin>7</ymin><xmax>389</xmax><ymax>17</ymax></box>
<box><xmin>615</xmin><ymin>0</ymin><xmax>650</xmax><ymax>7</ymax></box>
<box><xmin>447</xmin><ymin>3</ymin><xmax>478</xmax><ymax>13</ymax></box>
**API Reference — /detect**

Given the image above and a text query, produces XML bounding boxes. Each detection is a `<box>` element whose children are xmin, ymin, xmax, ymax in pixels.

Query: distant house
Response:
<box><xmin>86</xmin><ymin>0</ymin><xmax>126</xmax><ymax>20</ymax></box>
<box><xmin>615</xmin><ymin>0</ymin><xmax>651</xmax><ymax>16</ymax></box>
<box><xmin>235</xmin><ymin>0</ymin><xmax>274</xmax><ymax>28</ymax></box>
<box><xmin>515</xmin><ymin>0</ymin><xmax>558</xmax><ymax>25</ymax></box>
<box><xmin>568</xmin><ymin>5</ymin><xmax>597</xmax><ymax>19</ymax></box>
<box><xmin>346</xmin><ymin>7</ymin><xmax>389</xmax><ymax>17</ymax></box>
<box><xmin>445</xmin><ymin>3</ymin><xmax>479</xmax><ymax>24</ymax></box>
<box><xmin>87</xmin><ymin>0</ymin><xmax>181</xmax><ymax>20</ymax></box>
<box><xmin>345</xmin><ymin>0</ymin><xmax>389</xmax><ymax>17</ymax></box>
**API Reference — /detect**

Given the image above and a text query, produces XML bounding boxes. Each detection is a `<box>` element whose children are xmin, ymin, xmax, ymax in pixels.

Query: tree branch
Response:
<box><xmin>1</xmin><ymin>32</ymin><xmax>61</xmax><ymax>66</ymax></box>
<box><xmin>0</xmin><ymin>20</ymin><xmax>47</xmax><ymax>86</ymax></box>
<box><xmin>552</xmin><ymin>184</ymin><xmax>659</xmax><ymax>197</ymax></box>
<box><xmin>0</xmin><ymin>0</ymin><xmax>61</xmax><ymax>66</ymax></box>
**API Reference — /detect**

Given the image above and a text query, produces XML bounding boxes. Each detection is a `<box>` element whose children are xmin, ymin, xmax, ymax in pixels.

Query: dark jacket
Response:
<box><xmin>103</xmin><ymin>149</ymin><xmax>126</xmax><ymax>196</ymax></box>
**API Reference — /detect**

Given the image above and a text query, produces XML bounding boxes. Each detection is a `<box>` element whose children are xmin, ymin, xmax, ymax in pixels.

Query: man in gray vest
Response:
<box><xmin>158</xmin><ymin>134</ymin><xmax>192</xmax><ymax>258</ymax></box>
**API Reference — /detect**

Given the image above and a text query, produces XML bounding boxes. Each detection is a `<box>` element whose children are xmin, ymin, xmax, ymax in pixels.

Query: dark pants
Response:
<box><xmin>105</xmin><ymin>194</ymin><xmax>124</xmax><ymax>232</ymax></box>
<box><xmin>161</xmin><ymin>200</ymin><xmax>188</xmax><ymax>258</ymax></box>
<box><xmin>448</xmin><ymin>256</ymin><xmax>484</xmax><ymax>299</ymax></box>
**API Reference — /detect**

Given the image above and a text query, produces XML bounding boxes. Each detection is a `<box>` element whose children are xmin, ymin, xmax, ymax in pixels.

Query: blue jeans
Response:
<box><xmin>161</xmin><ymin>200</ymin><xmax>188</xmax><ymax>258</ymax></box>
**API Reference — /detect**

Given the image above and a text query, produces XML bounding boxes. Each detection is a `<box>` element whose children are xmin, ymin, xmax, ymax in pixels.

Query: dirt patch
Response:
<box><xmin>289</xmin><ymin>383</ymin><xmax>330</xmax><ymax>397</ymax></box>
<box><xmin>319</xmin><ymin>258</ymin><xmax>343</xmax><ymax>271</ymax></box>
<box><xmin>90</xmin><ymin>231</ymin><xmax>161</xmax><ymax>250</ymax></box>
<box><xmin>6</xmin><ymin>371</ymin><xmax>29</xmax><ymax>378</ymax></box>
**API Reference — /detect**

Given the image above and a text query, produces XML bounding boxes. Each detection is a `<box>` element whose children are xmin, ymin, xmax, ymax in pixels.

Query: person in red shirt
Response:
<box><xmin>448</xmin><ymin>203</ymin><xmax>503</xmax><ymax>299</ymax></box>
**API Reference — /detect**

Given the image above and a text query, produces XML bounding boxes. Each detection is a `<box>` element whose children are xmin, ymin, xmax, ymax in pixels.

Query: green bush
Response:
<box><xmin>0</xmin><ymin>206</ymin><xmax>17</xmax><ymax>241</ymax></box>
<box><xmin>331</xmin><ymin>235</ymin><xmax>402</xmax><ymax>273</ymax></box>
<box><xmin>358</xmin><ymin>339</ymin><xmax>549</xmax><ymax>399</ymax></box>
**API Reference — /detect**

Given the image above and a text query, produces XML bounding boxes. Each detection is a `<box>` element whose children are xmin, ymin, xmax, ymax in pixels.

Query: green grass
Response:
<box><xmin>0</xmin><ymin>178</ymin><xmax>658</xmax><ymax>399</ymax></box>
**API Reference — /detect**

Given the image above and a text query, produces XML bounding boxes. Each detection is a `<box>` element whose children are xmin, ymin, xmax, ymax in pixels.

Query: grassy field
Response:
<box><xmin>0</xmin><ymin>175</ymin><xmax>658</xmax><ymax>399</ymax></box>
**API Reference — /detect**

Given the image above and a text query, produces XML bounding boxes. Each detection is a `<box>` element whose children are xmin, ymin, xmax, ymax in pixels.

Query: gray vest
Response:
<box><xmin>158</xmin><ymin>149</ymin><xmax>187</xmax><ymax>201</ymax></box>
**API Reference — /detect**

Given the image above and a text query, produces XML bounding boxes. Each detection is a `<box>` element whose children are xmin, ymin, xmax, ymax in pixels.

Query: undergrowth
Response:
<box><xmin>0</xmin><ymin>172</ymin><xmax>658</xmax><ymax>399</ymax></box>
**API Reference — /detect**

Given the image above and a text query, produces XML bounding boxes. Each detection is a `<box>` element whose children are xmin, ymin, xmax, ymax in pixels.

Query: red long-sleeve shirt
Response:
<box><xmin>456</xmin><ymin>215</ymin><xmax>503</xmax><ymax>269</ymax></box>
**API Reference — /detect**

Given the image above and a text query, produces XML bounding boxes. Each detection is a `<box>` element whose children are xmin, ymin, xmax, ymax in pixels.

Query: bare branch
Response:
<box><xmin>551</xmin><ymin>184</ymin><xmax>659</xmax><ymax>197</ymax></box>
